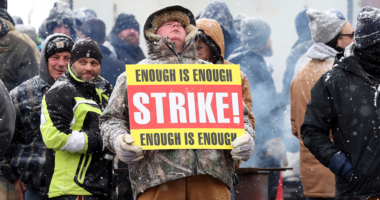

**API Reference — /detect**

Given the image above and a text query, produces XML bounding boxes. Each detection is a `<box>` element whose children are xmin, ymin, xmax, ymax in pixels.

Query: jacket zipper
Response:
<box><xmin>166</xmin><ymin>39</ymin><xmax>192</xmax><ymax>63</ymax></box>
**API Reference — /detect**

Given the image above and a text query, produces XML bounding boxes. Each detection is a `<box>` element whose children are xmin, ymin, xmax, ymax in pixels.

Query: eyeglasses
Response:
<box><xmin>338</xmin><ymin>32</ymin><xmax>354</xmax><ymax>37</ymax></box>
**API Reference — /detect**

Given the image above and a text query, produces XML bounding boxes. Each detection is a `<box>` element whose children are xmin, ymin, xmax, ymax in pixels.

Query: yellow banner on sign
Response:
<box><xmin>131</xmin><ymin>128</ymin><xmax>245</xmax><ymax>150</ymax></box>
<box><xmin>126</xmin><ymin>64</ymin><xmax>241</xmax><ymax>85</ymax></box>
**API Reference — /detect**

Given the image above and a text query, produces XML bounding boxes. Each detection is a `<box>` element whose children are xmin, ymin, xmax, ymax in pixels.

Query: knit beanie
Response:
<box><xmin>234</xmin><ymin>13</ymin><xmax>248</xmax><ymax>32</ymax></box>
<box><xmin>112</xmin><ymin>14</ymin><xmax>139</xmax><ymax>34</ymax></box>
<box><xmin>240</xmin><ymin>18</ymin><xmax>271</xmax><ymax>49</ymax></box>
<box><xmin>46</xmin><ymin>36</ymin><xmax>74</xmax><ymax>59</ymax></box>
<box><xmin>307</xmin><ymin>9</ymin><xmax>347</xmax><ymax>44</ymax></box>
<box><xmin>355</xmin><ymin>6</ymin><xmax>380</xmax><ymax>49</ymax></box>
<box><xmin>70</xmin><ymin>38</ymin><xmax>102</xmax><ymax>66</ymax></box>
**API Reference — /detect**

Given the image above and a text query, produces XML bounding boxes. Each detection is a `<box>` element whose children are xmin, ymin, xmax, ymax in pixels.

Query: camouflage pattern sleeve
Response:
<box><xmin>100</xmin><ymin>73</ymin><xmax>130</xmax><ymax>152</ymax></box>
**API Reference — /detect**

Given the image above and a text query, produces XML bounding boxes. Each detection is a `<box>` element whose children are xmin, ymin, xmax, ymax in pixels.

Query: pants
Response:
<box><xmin>137</xmin><ymin>174</ymin><xmax>230</xmax><ymax>200</ymax></box>
<box><xmin>306</xmin><ymin>198</ymin><xmax>334</xmax><ymax>200</ymax></box>
<box><xmin>24</xmin><ymin>186</ymin><xmax>48</xmax><ymax>200</ymax></box>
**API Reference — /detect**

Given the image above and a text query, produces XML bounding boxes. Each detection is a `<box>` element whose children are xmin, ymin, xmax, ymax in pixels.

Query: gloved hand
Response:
<box><xmin>113</xmin><ymin>132</ymin><xmax>143</xmax><ymax>164</ymax></box>
<box><xmin>231</xmin><ymin>134</ymin><xmax>255</xmax><ymax>161</ymax></box>
<box><xmin>329</xmin><ymin>152</ymin><xmax>353</xmax><ymax>182</ymax></box>
<box><xmin>265</xmin><ymin>137</ymin><xmax>288</xmax><ymax>166</ymax></box>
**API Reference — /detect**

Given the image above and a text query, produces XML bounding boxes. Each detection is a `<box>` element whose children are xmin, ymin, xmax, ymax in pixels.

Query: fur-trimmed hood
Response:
<box><xmin>143</xmin><ymin>5</ymin><xmax>198</xmax><ymax>44</ymax></box>
<box><xmin>141</xmin><ymin>5</ymin><xmax>202</xmax><ymax>62</ymax></box>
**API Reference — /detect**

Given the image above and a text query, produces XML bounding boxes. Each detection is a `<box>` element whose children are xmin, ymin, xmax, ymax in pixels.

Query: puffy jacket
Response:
<box><xmin>197</xmin><ymin>18</ymin><xmax>255</xmax><ymax>129</ymax></box>
<box><xmin>291</xmin><ymin>56</ymin><xmax>335</xmax><ymax>197</ymax></box>
<box><xmin>301</xmin><ymin>43</ymin><xmax>380</xmax><ymax>199</ymax></box>
<box><xmin>40</xmin><ymin>67</ymin><xmax>113</xmax><ymax>198</ymax></box>
<box><xmin>100</xmin><ymin>5</ymin><xmax>254</xmax><ymax>199</ymax></box>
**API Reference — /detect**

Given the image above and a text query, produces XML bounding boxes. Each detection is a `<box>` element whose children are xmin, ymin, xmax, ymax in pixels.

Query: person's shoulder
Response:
<box><xmin>10</xmin><ymin>76</ymin><xmax>39</xmax><ymax>95</ymax></box>
<box><xmin>46</xmin><ymin>74</ymin><xmax>74</xmax><ymax>95</ymax></box>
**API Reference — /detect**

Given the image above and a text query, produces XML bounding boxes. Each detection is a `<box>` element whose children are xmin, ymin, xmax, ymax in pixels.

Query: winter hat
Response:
<box><xmin>12</xmin><ymin>16</ymin><xmax>23</xmax><ymax>25</ymax></box>
<box><xmin>0</xmin><ymin>8</ymin><xmax>15</xmax><ymax>26</ymax></box>
<box><xmin>307</xmin><ymin>9</ymin><xmax>347</xmax><ymax>44</ymax></box>
<box><xmin>70</xmin><ymin>38</ymin><xmax>102</xmax><ymax>67</ymax></box>
<box><xmin>74</xmin><ymin>7</ymin><xmax>97</xmax><ymax>30</ymax></box>
<box><xmin>45</xmin><ymin>2</ymin><xmax>76</xmax><ymax>39</ymax></box>
<box><xmin>234</xmin><ymin>13</ymin><xmax>248</xmax><ymax>32</ymax></box>
<box><xmin>355</xmin><ymin>6</ymin><xmax>380</xmax><ymax>49</ymax></box>
<box><xmin>240</xmin><ymin>18</ymin><xmax>271</xmax><ymax>49</ymax></box>
<box><xmin>295</xmin><ymin>9</ymin><xmax>310</xmax><ymax>37</ymax></box>
<box><xmin>112</xmin><ymin>14</ymin><xmax>139</xmax><ymax>34</ymax></box>
<box><xmin>326</xmin><ymin>9</ymin><xmax>346</xmax><ymax>20</ymax></box>
<box><xmin>144</xmin><ymin>5</ymin><xmax>197</xmax><ymax>43</ymax></box>
<box><xmin>46</xmin><ymin>36</ymin><xmax>74</xmax><ymax>59</ymax></box>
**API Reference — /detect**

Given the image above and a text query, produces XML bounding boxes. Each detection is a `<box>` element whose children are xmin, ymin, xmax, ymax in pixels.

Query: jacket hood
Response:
<box><xmin>0</xmin><ymin>8</ymin><xmax>15</xmax><ymax>26</ymax></box>
<box><xmin>196</xmin><ymin>18</ymin><xmax>225</xmax><ymax>61</ymax></box>
<box><xmin>39</xmin><ymin>33</ymin><xmax>74</xmax><ymax>86</ymax></box>
<box><xmin>74</xmin><ymin>7</ymin><xmax>97</xmax><ymax>30</ymax></box>
<box><xmin>293</xmin><ymin>9</ymin><xmax>312</xmax><ymax>48</ymax></box>
<box><xmin>41</xmin><ymin>2</ymin><xmax>76</xmax><ymax>40</ymax></box>
<box><xmin>0</xmin><ymin>18</ymin><xmax>10</xmax><ymax>37</ymax></box>
<box><xmin>143</xmin><ymin>5</ymin><xmax>197</xmax><ymax>43</ymax></box>
<box><xmin>199</xmin><ymin>1</ymin><xmax>237</xmax><ymax>41</ymax></box>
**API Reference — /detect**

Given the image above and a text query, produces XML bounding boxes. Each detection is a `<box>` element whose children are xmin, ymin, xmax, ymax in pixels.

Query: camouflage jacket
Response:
<box><xmin>100</xmin><ymin>32</ymin><xmax>255</xmax><ymax>199</ymax></box>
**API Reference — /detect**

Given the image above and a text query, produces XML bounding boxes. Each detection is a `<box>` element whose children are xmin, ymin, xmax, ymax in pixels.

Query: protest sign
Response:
<box><xmin>126</xmin><ymin>64</ymin><xmax>245</xmax><ymax>150</ymax></box>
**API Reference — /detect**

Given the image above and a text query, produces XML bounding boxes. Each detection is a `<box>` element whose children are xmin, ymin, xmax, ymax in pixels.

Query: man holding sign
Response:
<box><xmin>100</xmin><ymin>5</ymin><xmax>255</xmax><ymax>200</ymax></box>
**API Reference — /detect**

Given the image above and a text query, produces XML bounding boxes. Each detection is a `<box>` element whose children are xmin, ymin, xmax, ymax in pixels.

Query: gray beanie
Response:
<box><xmin>307</xmin><ymin>9</ymin><xmax>347</xmax><ymax>43</ymax></box>
<box><xmin>240</xmin><ymin>18</ymin><xmax>271</xmax><ymax>49</ymax></box>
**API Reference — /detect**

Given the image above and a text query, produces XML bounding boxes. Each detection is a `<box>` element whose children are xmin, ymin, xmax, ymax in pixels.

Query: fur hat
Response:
<box><xmin>144</xmin><ymin>5</ymin><xmax>197</xmax><ymax>43</ymax></box>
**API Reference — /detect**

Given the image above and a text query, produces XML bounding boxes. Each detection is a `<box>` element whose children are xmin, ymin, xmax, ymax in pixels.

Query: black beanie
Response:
<box><xmin>46</xmin><ymin>36</ymin><xmax>74</xmax><ymax>59</ymax></box>
<box><xmin>111</xmin><ymin>14</ymin><xmax>139</xmax><ymax>34</ymax></box>
<box><xmin>355</xmin><ymin>6</ymin><xmax>380</xmax><ymax>49</ymax></box>
<box><xmin>70</xmin><ymin>38</ymin><xmax>102</xmax><ymax>66</ymax></box>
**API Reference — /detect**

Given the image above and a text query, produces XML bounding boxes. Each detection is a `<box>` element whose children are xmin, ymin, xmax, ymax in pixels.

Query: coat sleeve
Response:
<box><xmin>100</xmin><ymin>73</ymin><xmax>130</xmax><ymax>153</ymax></box>
<box><xmin>301</xmin><ymin>73</ymin><xmax>339</xmax><ymax>167</ymax></box>
<box><xmin>290</xmin><ymin>80</ymin><xmax>299</xmax><ymax>138</ymax></box>
<box><xmin>0</xmin><ymin>80</ymin><xmax>15</xmax><ymax>156</ymax></box>
<box><xmin>240</xmin><ymin>71</ymin><xmax>255</xmax><ymax>129</ymax></box>
<box><xmin>40</xmin><ymin>86</ymin><xmax>101</xmax><ymax>154</ymax></box>
<box><xmin>16</xmin><ymin>42</ymin><xmax>39</xmax><ymax>87</ymax></box>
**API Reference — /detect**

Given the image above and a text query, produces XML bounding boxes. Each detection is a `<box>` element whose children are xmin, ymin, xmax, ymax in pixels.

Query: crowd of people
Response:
<box><xmin>1</xmin><ymin>1</ymin><xmax>380</xmax><ymax>200</ymax></box>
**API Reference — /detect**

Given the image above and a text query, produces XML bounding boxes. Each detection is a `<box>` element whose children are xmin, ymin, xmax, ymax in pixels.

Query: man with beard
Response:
<box><xmin>301</xmin><ymin>6</ymin><xmax>380</xmax><ymax>200</ymax></box>
<box><xmin>291</xmin><ymin>9</ymin><xmax>354</xmax><ymax>200</ymax></box>
<box><xmin>40</xmin><ymin>38</ymin><xmax>113</xmax><ymax>200</ymax></box>
<box><xmin>106</xmin><ymin>14</ymin><xmax>145</xmax><ymax>64</ymax></box>
<box><xmin>228</xmin><ymin>18</ymin><xmax>286</xmax><ymax>200</ymax></box>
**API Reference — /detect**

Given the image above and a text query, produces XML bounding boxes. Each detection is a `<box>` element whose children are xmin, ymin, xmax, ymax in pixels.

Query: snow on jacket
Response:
<box><xmin>38</xmin><ymin>2</ymin><xmax>77</xmax><ymax>41</ymax></box>
<box><xmin>196</xmin><ymin>18</ymin><xmax>255</xmax><ymax>128</ymax></box>
<box><xmin>301</xmin><ymin>43</ymin><xmax>380</xmax><ymax>199</ymax></box>
<box><xmin>0</xmin><ymin>34</ymin><xmax>73</xmax><ymax>195</ymax></box>
<box><xmin>0</xmin><ymin>19</ymin><xmax>38</xmax><ymax>92</ymax></box>
<box><xmin>100</xmin><ymin>5</ymin><xmax>254</xmax><ymax>199</ymax></box>
<box><xmin>290</xmin><ymin>43</ymin><xmax>336</xmax><ymax>198</ymax></box>
<box><xmin>228</xmin><ymin>46</ymin><xmax>282</xmax><ymax>168</ymax></box>
<box><xmin>0</xmin><ymin>79</ymin><xmax>15</xmax><ymax>156</ymax></box>
<box><xmin>40</xmin><ymin>66</ymin><xmax>113</xmax><ymax>198</ymax></box>
<box><xmin>199</xmin><ymin>1</ymin><xmax>240</xmax><ymax>59</ymax></box>
<box><xmin>106</xmin><ymin>31</ymin><xmax>145</xmax><ymax>65</ymax></box>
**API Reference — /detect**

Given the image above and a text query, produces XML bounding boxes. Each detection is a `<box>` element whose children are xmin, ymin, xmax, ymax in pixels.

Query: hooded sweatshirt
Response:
<box><xmin>0</xmin><ymin>34</ymin><xmax>73</xmax><ymax>196</ymax></box>
<box><xmin>100</xmin><ymin>5</ymin><xmax>255</xmax><ymax>199</ymax></box>
<box><xmin>199</xmin><ymin>1</ymin><xmax>240</xmax><ymax>59</ymax></box>
<box><xmin>38</xmin><ymin>2</ymin><xmax>77</xmax><ymax>41</ymax></box>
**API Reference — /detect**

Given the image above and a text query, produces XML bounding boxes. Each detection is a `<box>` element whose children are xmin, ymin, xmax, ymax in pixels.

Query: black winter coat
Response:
<box><xmin>301</xmin><ymin>45</ymin><xmax>380</xmax><ymax>200</ymax></box>
<box><xmin>99</xmin><ymin>45</ymin><xmax>126</xmax><ymax>87</ymax></box>
<box><xmin>106</xmin><ymin>32</ymin><xmax>145</xmax><ymax>65</ymax></box>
